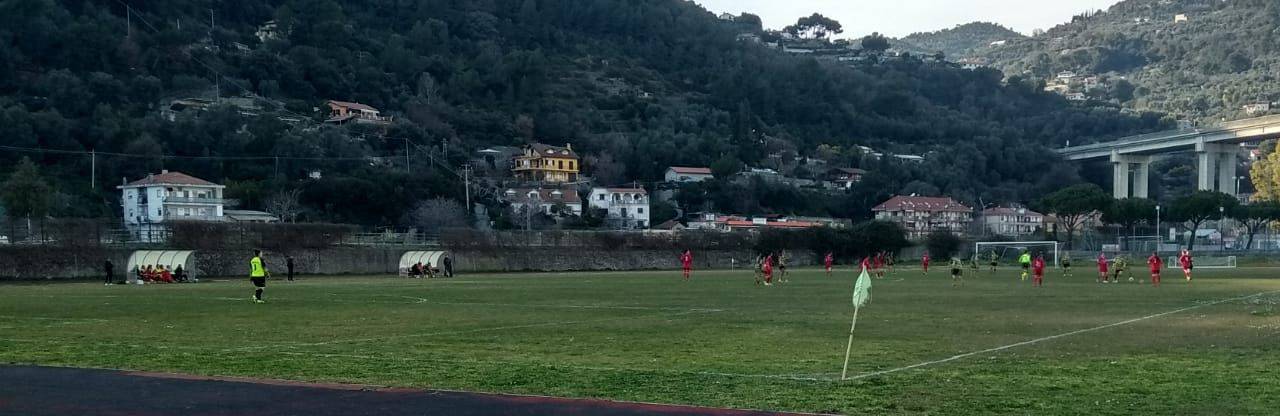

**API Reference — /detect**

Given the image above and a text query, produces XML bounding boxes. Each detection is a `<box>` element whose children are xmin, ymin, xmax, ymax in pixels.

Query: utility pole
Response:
<box><xmin>126</xmin><ymin>7</ymin><xmax>132</xmax><ymax>38</ymax></box>
<box><xmin>274</xmin><ymin>156</ymin><xmax>280</xmax><ymax>178</ymax></box>
<box><xmin>442</xmin><ymin>139</ymin><xmax>448</xmax><ymax>162</ymax></box>
<box><xmin>90</xmin><ymin>149</ymin><xmax>96</xmax><ymax>190</ymax></box>
<box><xmin>405</xmin><ymin>138</ymin><xmax>411</xmax><ymax>174</ymax></box>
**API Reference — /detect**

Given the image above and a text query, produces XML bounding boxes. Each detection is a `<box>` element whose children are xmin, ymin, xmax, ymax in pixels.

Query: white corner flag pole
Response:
<box><xmin>840</xmin><ymin>302</ymin><xmax>860</xmax><ymax>380</ymax></box>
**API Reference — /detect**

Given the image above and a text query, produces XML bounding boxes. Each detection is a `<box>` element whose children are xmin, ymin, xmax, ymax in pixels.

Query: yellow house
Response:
<box><xmin>512</xmin><ymin>143</ymin><xmax>580</xmax><ymax>183</ymax></box>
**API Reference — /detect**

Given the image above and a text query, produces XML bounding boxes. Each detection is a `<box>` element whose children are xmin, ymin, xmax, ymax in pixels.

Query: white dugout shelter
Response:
<box><xmin>126</xmin><ymin>250</ymin><xmax>197</xmax><ymax>283</ymax></box>
<box><xmin>398</xmin><ymin>251</ymin><xmax>451</xmax><ymax>276</ymax></box>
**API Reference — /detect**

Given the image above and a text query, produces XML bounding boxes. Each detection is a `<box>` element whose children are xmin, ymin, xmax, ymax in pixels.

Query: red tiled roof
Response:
<box><xmin>831</xmin><ymin>167</ymin><xmax>867</xmax><ymax>175</ymax></box>
<box><xmin>503</xmin><ymin>187</ymin><xmax>581</xmax><ymax>204</ymax></box>
<box><xmin>873</xmin><ymin>196</ymin><xmax>971</xmax><ymax>213</ymax></box>
<box><xmin>604</xmin><ymin>187</ymin><xmax>647</xmax><ymax>194</ymax></box>
<box><xmin>327</xmin><ymin>100</ymin><xmax>378</xmax><ymax>112</ymax></box>
<box><xmin>121</xmin><ymin>171</ymin><xmax>219</xmax><ymax>188</ymax></box>
<box><xmin>669</xmin><ymin>167</ymin><xmax>713</xmax><ymax>175</ymax></box>
<box><xmin>527</xmin><ymin>143</ymin><xmax>579</xmax><ymax>159</ymax></box>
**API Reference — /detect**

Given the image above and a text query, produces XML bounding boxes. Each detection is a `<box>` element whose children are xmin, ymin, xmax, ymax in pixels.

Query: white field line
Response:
<box><xmin>359</xmin><ymin>294</ymin><xmax>726</xmax><ymax>312</ymax></box>
<box><xmin>0</xmin><ymin>315</ymin><xmax>110</xmax><ymax>323</ymax></box>
<box><xmin>842</xmin><ymin>289</ymin><xmax>1280</xmax><ymax>381</ymax></box>
<box><xmin>223</xmin><ymin>309</ymin><xmax>722</xmax><ymax>352</ymax></box>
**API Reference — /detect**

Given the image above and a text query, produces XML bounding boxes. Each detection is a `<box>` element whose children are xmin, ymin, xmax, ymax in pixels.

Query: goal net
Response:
<box><xmin>974</xmin><ymin>241</ymin><xmax>1060</xmax><ymax>267</ymax></box>
<box><xmin>1165</xmin><ymin>255</ymin><xmax>1237</xmax><ymax>269</ymax></box>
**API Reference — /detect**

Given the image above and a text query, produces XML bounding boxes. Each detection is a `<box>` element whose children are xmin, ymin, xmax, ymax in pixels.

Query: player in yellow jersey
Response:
<box><xmin>250</xmin><ymin>250</ymin><xmax>270</xmax><ymax>303</ymax></box>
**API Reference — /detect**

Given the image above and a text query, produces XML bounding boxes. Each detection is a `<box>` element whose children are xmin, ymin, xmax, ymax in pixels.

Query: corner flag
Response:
<box><xmin>852</xmin><ymin>268</ymin><xmax>872</xmax><ymax>307</ymax></box>
<box><xmin>842</xmin><ymin>267</ymin><xmax>873</xmax><ymax>380</ymax></box>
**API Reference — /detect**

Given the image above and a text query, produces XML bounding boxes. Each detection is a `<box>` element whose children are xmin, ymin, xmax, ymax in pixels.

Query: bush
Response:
<box><xmin>925</xmin><ymin>231</ymin><xmax>964</xmax><ymax>259</ymax></box>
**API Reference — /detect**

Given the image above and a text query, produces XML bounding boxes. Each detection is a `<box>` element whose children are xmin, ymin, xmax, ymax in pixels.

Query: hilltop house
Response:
<box><xmin>825</xmin><ymin>167</ymin><xmax>866</xmax><ymax>189</ymax></box>
<box><xmin>873</xmin><ymin>195</ymin><xmax>973</xmax><ymax>239</ymax></box>
<box><xmin>588</xmin><ymin>187</ymin><xmax>650</xmax><ymax>229</ymax></box>
<box><xmin>324</xmin><ymin>100</ymin><xmax>392</xmax><ymax>125</ymax></box>
<box><xmin>512</xmin><ymin>143</ymin><xmax>580</xmax><ymax>183</ymax></box>
<box><xmin>664</xmin><ymin>167</ymin><xmax>714</xmax><ymax>183</ymax></box>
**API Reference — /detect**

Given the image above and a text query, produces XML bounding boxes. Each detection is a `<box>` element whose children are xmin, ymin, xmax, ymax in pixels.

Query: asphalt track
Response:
<box><xmin>0</xmin><ymin>365</ymin><xmax>815</xmax><ymax>416</ymax></box>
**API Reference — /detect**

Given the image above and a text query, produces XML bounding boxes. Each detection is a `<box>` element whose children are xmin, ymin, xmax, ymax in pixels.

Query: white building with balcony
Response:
<box><xmin>119</xmin><ymin>171</ymin><xmax>225</xmax><ymax>238</ymax></box>
<box><xmin>981</xmin><ymin>207</ymin><xmax>1044</xmax><ymax>236</ymax></box>
<box><xmin>588</xmin><ymin>187</ymin><xmax>650</xmax><ymax>229</ymax></box>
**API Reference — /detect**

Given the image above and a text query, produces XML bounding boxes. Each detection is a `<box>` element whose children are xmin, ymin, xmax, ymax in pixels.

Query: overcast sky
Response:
<box><xmin>695</xmin><ymin>0</ymin><xmax>1124</xmax><ymax>38</ymax></box>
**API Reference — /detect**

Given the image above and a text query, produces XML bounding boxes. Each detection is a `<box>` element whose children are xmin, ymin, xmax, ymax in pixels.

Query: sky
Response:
<box><xmin>695</xmin><ymin>0</ymin><xmax>1125</xmax><ymax>38</ymax></box>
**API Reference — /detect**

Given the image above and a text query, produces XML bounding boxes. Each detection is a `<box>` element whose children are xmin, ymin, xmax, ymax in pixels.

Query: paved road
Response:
<box><xmin>0</xmin><ymin>365</ymin><xmax>814</xmax><ymax>416</ymax></box>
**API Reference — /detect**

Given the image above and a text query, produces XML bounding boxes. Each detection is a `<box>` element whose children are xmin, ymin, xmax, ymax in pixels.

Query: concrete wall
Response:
<box><xmin>0</xmin><ymin>246</ymin><xmax>819</xmax><ymax>280</ymax></box>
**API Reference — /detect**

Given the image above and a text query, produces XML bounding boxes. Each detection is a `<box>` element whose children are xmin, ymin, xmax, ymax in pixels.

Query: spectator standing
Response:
<box><xmin>104</xmin><ymin>260</ymin><xmax>114</xmax><ymax>286</ymax></box>
<box><xmin>286</xmin><ymin>256</ymin><xmax>295</xmax><ymax>282</ymax></box>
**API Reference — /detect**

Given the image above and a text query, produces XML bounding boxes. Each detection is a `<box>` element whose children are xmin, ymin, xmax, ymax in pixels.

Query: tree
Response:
<box><xmin>783</xmin><ymin>13</ymin><xmax>843</xmax><ymax>39</ymax></box>
<box><xmin>409</xmin><ymin>198</ymin><xmax>469</xmax><ymax>235</ymax></box>
<box><xmin>710</xmin><ymin>155</ymin><xmax>743</xmax><ymax>179</ymax></box>
<box><xmin>1</xmin><ymin>157</ymin><xmax>52</xmax><ymax>236</ymax></box>
<box><xmin>1230</xmin><ymin>201</ymin><xmax>1280</xmax><ymax>250</ymax></box>
<box><xmin>861</xmin><ymin>32</ymin><xmax>891</xmax><ymax>53</ymax></box>
<box><xmin>1169</xmin><ymin>191</ymin><xmax>1238</xmax><ymax>251</ymax></box>
<box><xmin>265</xmin><ymin>189</ymin><xmax>304</xmax><ymax>223</ymax></box>
<box><xmin>1038</xmin><ymin>184</ymin><xmax>1111</xmax><ymax>249</ymax></box>
<box><xmin>925</xmin><ymin>230</ymin><xmax>963</xmax><ymax>259</ymax></box>
<box><xmin>1102</xmin><ymin>197</ymin><xmax>1156</xmax><ymax>245</ymax></box>
<box><xmin>1250</xmin><ymin>145</ymin><xmax>1280</xmax><ymax>201</ymax></box>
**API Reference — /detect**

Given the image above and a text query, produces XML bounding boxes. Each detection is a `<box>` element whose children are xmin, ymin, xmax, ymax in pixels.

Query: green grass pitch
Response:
<box><xmin>3</xmin><ymin>267</ymin><xmax>1280</xmax><ymax>415</ymax></box>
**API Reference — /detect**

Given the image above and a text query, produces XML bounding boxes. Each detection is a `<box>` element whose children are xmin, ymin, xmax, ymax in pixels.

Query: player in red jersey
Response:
<box><xmin>1178</xmin><ymin>249</ymin><xmax>1193</xmax><ymax>281</ymax></box>
<box><xmin>824</xmin><ymin>252</ymin><xmax>834</xmax><ymax>277</ymax></box>
<box><xmin>762</xmin><ymin>254</ymin><xmax>774</xmax><ymax>285</ymax></box>
<box><xmin>1031</xmin><ymin>254</ymin><xmax>1046</xmax><ymax>287</ymax></box>
<box><xmin>873</xmin><ymin>251</ymin><xmax>886</xmax><ymax>279</ymax></box>
<box><xmin>680</xmin><ymin>250</ymin><xmax>693</xmax><ymax>281</ymax></box>
<box><xmin>1097</xmin><ymin>252</ymin><xmax>1109</xmax><ymax>283</ymax></box>
<box><xmin>921</xmin><ymin>252</ymin><xmax>931</xmax><ymax>275</ymax></box>
<box><xmin>860</xmin><ymin>256</ymin><xmax>871</xmax><ymax>272</ymax></box>
<box><xmin>1148</xmin><ymin>252</ymin><xmax>1163</xmax><ymax>286</ymax></box>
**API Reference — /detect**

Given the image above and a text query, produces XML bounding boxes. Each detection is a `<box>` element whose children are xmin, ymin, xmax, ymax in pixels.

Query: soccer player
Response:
<box><xmin>1097</xmin><ymin>252</ymin><xmax>1109</xmax><ymax>283</ymax></box>
<box><xmin>824</xmin><ymin>252</ymin><xmax>834</xmax><ymax>277</ymax></box>
<box><xmin>1060</xmin><ymin>253</ymin><xmax>1072</xmax><ymax>277</ymax></box>
<box><xmin>1018</xmin><ymin>250</ymin><xmax>1032</xmax><ymax>281</ymax></box>
<box><xmin>1032</xmin><ymin>254</ymin><xmax>1046</xmax><ymax>287</ymax></box>
<box><xmin>680</xmin><ymin>250</ymin><xmax>693</xmax><ymax>281</ymax></box>
<box><xmin>286</xmin><ymin>256</ymin><xmax>295</xmax><ymax>282</ymax></box>
<box><xmin>762</xmin><ymin>254</ymin><xmax>774</xmax><ymax>286</ymax></box>
<box><xmin>103</xmin><ymin>259</ymin><xmax>114</xmax><ymax>286</ymax></box>
<box><xmin>988</xmin><ymin>250</ymin><xmax>999</xmax><ymax>274</ymax></box>
<box><xmin>860</xmin><ymin>255</ymin><xmax>872</xmax><ymax>272</ymax></box>
<box><xmin>1179</xmin><ymin>249</ymin><xmax>1193</xmax><ymax>281</ymax></box>
<box><xmin>921</xmin><ymin>252</ymin><xmax>931</xmax><ymax>275</ymax></box>
<box><xmin>250</xmin><ymin>250</ymin><xmax>269</xmax><ymax>303</ymax></box>
<box><xmin>886</xmin><ymin>252</ymin><xmax>896</xmax><ymax>275</ymax></box>
<box><xmin>949</xmin><ymin>257</ymin><xmax>964</xmax><ymax>287</ymax></box>
<box><xmin>753</xmin><ymin>255</ymin><xmax>764</xmax><ymax>286</ymax></box>
<box><xmin>778</xmin><ymin>251</ymin><xmax>790</xmax><ymax>282</ymax></box>
<box><xmin>1113</xmin><ymin>255</ymin><xmax>1130</xmax><ymax>282</ymax></box>
<box><xmin>874</xmin><ymin>251</ymin><xmax>886</xmax><ymax>279</ymax></box>
<box><xmin>1148</xmin><ymin>252</ymin><xmax>1163</xmax><ymax>287</ymax></box>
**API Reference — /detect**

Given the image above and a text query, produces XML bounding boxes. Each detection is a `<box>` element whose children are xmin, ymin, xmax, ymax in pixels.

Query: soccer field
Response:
<box><xmin>3</xmin><ymin>267</ymin><xmax>1280</xmax><ymax>415</ymax></box>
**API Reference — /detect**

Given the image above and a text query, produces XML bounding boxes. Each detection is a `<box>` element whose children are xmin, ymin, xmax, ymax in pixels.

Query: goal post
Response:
<box><xmin>974</xmin><ymin>241</ymin><xmax>1061</xmax><ymax>268</ymax></box>
<box><xmin>1164</xmin><ymin>255</ymin><xmax>1237</xmax><ymax>269</ymax></box>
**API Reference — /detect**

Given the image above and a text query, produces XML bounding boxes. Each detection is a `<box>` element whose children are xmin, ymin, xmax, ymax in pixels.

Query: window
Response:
<box><xmin>558</xmin><ymin>160</ymin><xmax>564</xmax><ymax>170</ymax></box>
<box><xmin>638</xmin><ymin>208</ymin><xmax>645</xmax><ymax>214</ymax></box>
<box><xmin>569</xmin><ymin>161</ymin><xmax>575</xmax><ymax>170</ymax></box>
<box><xmin>598</xmin><ymin>194</ymin><xmax>605</xmax><ymax>201</ymax></box>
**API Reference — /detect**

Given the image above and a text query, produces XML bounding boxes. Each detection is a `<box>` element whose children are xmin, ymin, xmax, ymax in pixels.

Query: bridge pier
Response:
<box><xmin>1196</xmin><ymin>143</ymin><xmax>1238</xmax><ymax>195</ymax></box>
<box><xmin>1110</xmin><ymin>153</ymin><xmax>1158</xmax><ymax>199</ymax></box>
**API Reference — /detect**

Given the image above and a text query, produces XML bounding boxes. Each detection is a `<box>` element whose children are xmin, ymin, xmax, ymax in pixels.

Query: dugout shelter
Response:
<box><xmin>398</xmin><ymin>251</ymin><xmax>452</xmax><ymax>277</ymax></box>
<box><xmin>126</xmin><ymin>250</ymin><xmax>197</xmax><ymax>283</ymax></box>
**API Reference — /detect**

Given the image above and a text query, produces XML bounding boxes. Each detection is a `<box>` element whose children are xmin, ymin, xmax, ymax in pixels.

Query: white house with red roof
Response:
<box><xmin>873</xmin><ymin>195</ymin><xmax>973</xmax><ymax>239</ymax></box>
<box><xmin>502</xmin><ymin>186</ymin><xmax>583</xmax><ymax>216</ymax></box>
<box><xmin>119</xmin><ymin>170</ymin><xmax>226</xmax><ymax>227</ymax></box>
<box><xmin>324</xmin><ymin>100</ymin><xmax>391</xmax><ymax>125</ymax></box>
<box><xmin>664</xmin><ymin>167</ymin><xmax>714</xmax><ymax>183</ymax></box>
<box><xmin>980</xmin><ymin>206</ymin><xmax>1044</xmax><ymax>236</ymax></box>
<box><xmin>587</xmin><ymin>187</ymin><xmax>650</xmax><ymax>229</ymax></box>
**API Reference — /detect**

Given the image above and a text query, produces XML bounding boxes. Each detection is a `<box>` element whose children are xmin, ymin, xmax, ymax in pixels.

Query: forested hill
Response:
<box><xmin>0</xmin><ymin>0</ymin><xmax>1167</xmax><ymax>225</ymax></box>
<box><xmin>975</xmin><ymin>0</ymin><xmax>1280</xmax><ymax>122</ymax></box>
<box><xmin>898</xmin><ymin>22</ymin><xmax>1024</xmax><ymax>59</ymax></box>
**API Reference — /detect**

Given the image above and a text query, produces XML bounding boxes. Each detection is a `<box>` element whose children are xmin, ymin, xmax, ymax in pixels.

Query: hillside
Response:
<box><xmin>0</xmin><ymin>0</ymin><xmax>1168</xmax><ymax>226</ymax></box>
<box><xmin>899</xmin><ymin>22</ymin><xmax>1025</xmax><ymax>59</ymax></box>
<box><xmin>975</xmin><ymin>0</ymin><xmax>1280</xmax><ymax>122</ymax></box>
